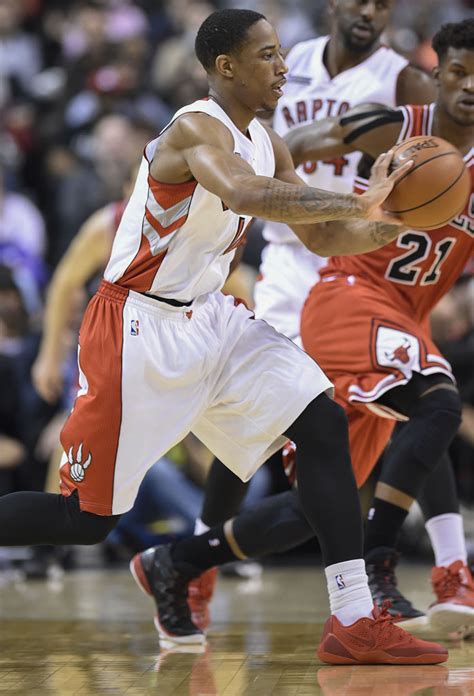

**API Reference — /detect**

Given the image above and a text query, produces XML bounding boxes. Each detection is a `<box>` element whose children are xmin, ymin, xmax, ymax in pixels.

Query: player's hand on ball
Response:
<box><xmin>360</xmin><ymin>150</ymin><xmax>414</xmax><ymax>224</ymax></box>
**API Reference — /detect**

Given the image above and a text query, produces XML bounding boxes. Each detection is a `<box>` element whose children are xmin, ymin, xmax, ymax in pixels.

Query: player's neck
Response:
<box><xmin>432</xmin><ymin>104</ymin><xmax>474</xmax><ymax>156</ymax></box>
<box><xmin>208</xmin><ymin>89</ymin><xmax>254</xmax><ymax>135</ymax></box>
<box><xmin>324</xmin><ymin>34</ymin><xmax>380</xmax><ymax>78</ymax></box>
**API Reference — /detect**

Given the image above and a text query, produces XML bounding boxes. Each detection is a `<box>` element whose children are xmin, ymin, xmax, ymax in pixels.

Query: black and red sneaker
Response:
<box><xmin>130</xmin><ymin>545</ymin><xmax>205</xmax><ymax>644</ymax></box>
<box><xmin>365</xmin><ymin>546</ymin><xmax>427</xmax><ymax>630</ymax></box>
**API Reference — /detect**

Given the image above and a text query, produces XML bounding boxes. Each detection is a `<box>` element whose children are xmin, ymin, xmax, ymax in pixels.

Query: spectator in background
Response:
<box><xmin>0</xmin><ymin>163</ymin><xmax>46</xmax><ymax>315</ymax></box>
<box><xmin>0</xmin><ymin>0</ymin><xmax>43</xmax><ymax>105</ymax></box>
<box><xmin>151</xmin><ymin>0</ymin><xmax>215</xmax><ymax>109</ymax></box>
<box><xmin>0</xmin><ymin>266</ymin><xmax>29</xmax><ymax>497</ymax></box>
<box><xmin>44</xmin><ymin>113</ymin><xmax>154</xmax><ymax>267</ymax></box>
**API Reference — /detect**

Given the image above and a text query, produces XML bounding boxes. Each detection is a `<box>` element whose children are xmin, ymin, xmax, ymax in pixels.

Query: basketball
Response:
<box><xmin>383</xmin><ymin>136</ymin><xmax>471</xmax><ymax>230</ymax></box>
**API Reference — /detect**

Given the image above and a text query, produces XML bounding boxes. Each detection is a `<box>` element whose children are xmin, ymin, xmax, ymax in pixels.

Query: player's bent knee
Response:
<box><xmin>416</xmin><ymin>386</ymin><xmax>462</xmax><ymax>432</ymax></box>
<box><xmin>62</xmin><ymin>492</ymin><xmax>119</xmax><ymax>545</ymax></box>
<box><xmin>287</xmin><ymin>392</ymin><xmax>349</xmax><ymax>448</ymax></box>
<box><xmin>405</xmin><ymin>387</ymin><xmax>463</xmax><ymax>476</ymax></box>
<box><xmin>77</xmin><ymin>514</ymin><xmax>118</xmax><ymax>545</ymax></box>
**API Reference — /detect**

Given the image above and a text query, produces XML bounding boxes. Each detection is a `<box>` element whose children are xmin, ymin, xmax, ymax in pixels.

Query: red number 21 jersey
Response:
<box><xmin>321</xmin><ymin>103</ymin><xmax>474</xmax><ymax>322</ymax></box>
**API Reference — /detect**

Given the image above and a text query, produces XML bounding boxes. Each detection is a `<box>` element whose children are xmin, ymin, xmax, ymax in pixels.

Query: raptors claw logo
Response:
<box><xmin>68</xmin><ymin>443</ymin><xmax>92</xmax><ymax>482</ymax></box>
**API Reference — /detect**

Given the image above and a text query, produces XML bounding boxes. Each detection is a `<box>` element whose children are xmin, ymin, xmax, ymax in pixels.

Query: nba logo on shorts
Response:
<box><xmin>130</xmin><ymin>319</ymin><xmax>140</xmax><ymax>336</ymax></box>
<box><xmin>335</xmin><ymin>574</ymin><xmax>345</xmax><ymax>590</ymax></box>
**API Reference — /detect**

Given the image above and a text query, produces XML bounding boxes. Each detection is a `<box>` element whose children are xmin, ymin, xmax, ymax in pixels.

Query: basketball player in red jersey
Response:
<box><xmin>148</xmin><ymin>20</ymin><xmax>474</xmax><ymax>644</ymax></box>
<box><xmin>290</xmin><ymin>19</ymin><xmax>474</xmax><ymax>635</ymax></box>
<box><xmin>0</xmin><ymin>10</ymin><xmax>446</xmax><ymax>664</ymax></box>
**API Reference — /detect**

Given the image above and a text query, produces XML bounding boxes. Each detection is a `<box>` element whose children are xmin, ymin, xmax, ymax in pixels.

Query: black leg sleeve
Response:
<box><xmin>0</xmin><ymin>490</ymin><xmax>120</xmax><ymax>546</ymax></box>
<box><xmin>418</xmin><ymin>453</ymin><xmax>460</xmax><ymax>520</ymax></box>
<box><xmin>201</xmin><ymin>457</ymin><xmax>250</xmax><ymax>527</ymax></box>
<box><xmin>286</xmin><ymin>393</ymin><xmax>363</xmax><ymax>566</ymax></box>
<box><xmin>377</xmin><ymin>376</ymin><xmax>462</xmax><ymax>499</ymax></box>
<box><xmin>232</xmin><ymin>489</ymin><xmax>313</xmax><ymax>558</ymax></box>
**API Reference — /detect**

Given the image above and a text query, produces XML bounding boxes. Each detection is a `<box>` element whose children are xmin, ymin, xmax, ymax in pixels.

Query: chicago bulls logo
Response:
<box><xmin>385</xmin><ymin>338</ymin><xmax>411</xmax><ymax>364</ymax></box>
<box><xmin>68</xmin><ymin>443</ymin><xmax>92</xmax><ymax>482</ymax></box>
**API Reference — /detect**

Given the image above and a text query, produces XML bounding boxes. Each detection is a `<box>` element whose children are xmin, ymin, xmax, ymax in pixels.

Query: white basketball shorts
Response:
<box><xmin>59</xmin><ymin>280</ymin><xmax>332</xmax><ymax>515</ymax></box>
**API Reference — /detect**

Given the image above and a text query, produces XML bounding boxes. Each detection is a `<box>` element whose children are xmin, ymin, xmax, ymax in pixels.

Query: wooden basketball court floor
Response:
<box><xmin>1</xmin><ymin>564</ymin><xmax>473</xmax><ymax>695</ymax></box>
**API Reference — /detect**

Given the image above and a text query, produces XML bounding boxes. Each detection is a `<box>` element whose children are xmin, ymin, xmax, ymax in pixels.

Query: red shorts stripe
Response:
<box><xmin>59</xmin><ymin>281</ymin><xmax>127</xmax><ymax>514</ymax></box>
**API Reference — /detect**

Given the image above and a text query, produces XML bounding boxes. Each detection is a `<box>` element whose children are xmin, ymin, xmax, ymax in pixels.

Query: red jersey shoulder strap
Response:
<box><xmin>397</xmin><ymin>104</ymin><xmax>435</xmax><ymax>142</ymax></box>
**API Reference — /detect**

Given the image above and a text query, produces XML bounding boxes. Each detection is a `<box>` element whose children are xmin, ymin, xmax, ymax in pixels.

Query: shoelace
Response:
<box><xmin>433</xmin><ymin>567</ymin><xmax>463</xmax><ymax>602</ymax></box>
<box><xmin>372</xmin><ymin>600</ymin><xmax>412</xmax><ymax>641</ymax></box>
<box><xmin>160</xmin><ymin>576</ymin><xmax>193</xmax><ymax>623</ymax></box>
<box><xmin>370</xmin><ymin>564</ymin><xmax>408</xmax><ymax>610</ymax></box>
<box><xmin>370</xmin><ymin>557</ymin><xmax>399</xmax><ymax>588</ymax></box>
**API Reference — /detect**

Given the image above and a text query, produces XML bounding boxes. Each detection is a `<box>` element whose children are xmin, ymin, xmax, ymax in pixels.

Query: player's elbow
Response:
<box><xmin>224</xmin><ymin>186</ymin><xmax>258</xmax><ymax>217</ymax></box>
<box><xmin>308</xmin><ymin>240</ymin><xmax>332</xmax><ymax>256</ymax></box>
<box><xmin>302</xmin><ymin>225</ymin><xmax>333</xmax><ymax>256</ymax></box>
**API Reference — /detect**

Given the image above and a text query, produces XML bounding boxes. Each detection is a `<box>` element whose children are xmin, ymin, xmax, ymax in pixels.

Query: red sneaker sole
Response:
<box><xmin>129</xmin><ymin>555</ymin><xmax>152</xmax><ymax>596</ymax></box>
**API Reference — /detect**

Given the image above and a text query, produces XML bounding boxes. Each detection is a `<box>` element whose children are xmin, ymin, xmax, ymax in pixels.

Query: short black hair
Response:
<box><xmin>432</xmin><ymin>19</ymin><xmax>474</xmax><ymax>63</ymax></box>
<box><xmin>195</xmin><ymin>9</ymin><xmax>266</xmax><ymax>72</ymax></box>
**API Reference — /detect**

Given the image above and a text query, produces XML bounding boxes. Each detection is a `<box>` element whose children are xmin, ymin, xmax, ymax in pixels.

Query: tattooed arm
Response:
<box><xmin>150</xmin><ymin>113</ymin><xmax>410</xmax><ymax>245</ymax></box>
<box><xmin>267</xmin><ymin>128</ymin><xmax>405</xmax><ymax>255</ymax></box>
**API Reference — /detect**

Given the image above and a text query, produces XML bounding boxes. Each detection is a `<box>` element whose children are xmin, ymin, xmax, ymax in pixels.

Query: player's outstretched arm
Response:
<box><xmin>32</xmin><ymin>207</ymin><xmax>112</xmax><ymax>403</ymax></box>
<box><xmin>156</xmin><ymin>113</ymin><xmax>407</xmax><ymax>227</ymax></box>
<box><xmin>285</xmin><ymin>103</ymin><xmax>404</xmax><ymax>166</ymax></box>
<box><xmin>270</xmin><ymin>128</ymin><xmax>407</xmax><ymax>256</ymax></box>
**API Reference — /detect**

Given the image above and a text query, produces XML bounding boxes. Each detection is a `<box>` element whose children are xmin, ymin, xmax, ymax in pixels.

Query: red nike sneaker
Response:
<box><xmin>428</xmin><ymin>560</ymin><xmax>474</xmax><ymax>635</ymax></box>
<box><xmin>188</xmin><ymin>567</ymin><xmax>218</xmax><ymax>631</ymax></box>
<box><xmin>317</xmin><ymin>602</ymin><xmax>448</xmax><ymax>665</ymax></box>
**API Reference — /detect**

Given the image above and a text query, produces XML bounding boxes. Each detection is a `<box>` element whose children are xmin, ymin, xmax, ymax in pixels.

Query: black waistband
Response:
<box><xmin>142</xmin><ymin>293</ymin><xmax>193</xmax><ymax>308</ymax></box>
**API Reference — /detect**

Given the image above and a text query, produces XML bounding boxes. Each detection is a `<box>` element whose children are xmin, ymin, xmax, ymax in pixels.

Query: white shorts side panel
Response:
<box><xmin>254</xmin><ymin>242</ymin><xmax>327</xmax><ymax>344</ymax></box>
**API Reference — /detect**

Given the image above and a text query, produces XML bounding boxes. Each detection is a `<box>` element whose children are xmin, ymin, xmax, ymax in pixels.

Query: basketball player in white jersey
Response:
<box><xmin>191</xmin><ymin>0</ymin><xmax>436</xmax><ymax>630</ymax></box>
<box><xmin>0</xmin><ymin>9</ymin><xmax>447</xmax><ymax>664</ymax></box>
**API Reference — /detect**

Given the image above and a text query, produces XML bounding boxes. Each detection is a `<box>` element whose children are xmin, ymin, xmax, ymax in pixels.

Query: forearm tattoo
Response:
<box><xmin>367</xmin><ymin>222</ymin><xmax>400</xmax><ymax>247</ymax></box>
<box><xmin>260</xmin><ymin>179</ymin><xmax>361</xmax><ymax>223</ymax></box>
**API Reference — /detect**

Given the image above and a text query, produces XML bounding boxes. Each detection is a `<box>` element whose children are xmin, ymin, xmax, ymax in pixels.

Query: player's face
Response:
<box><xmin>437</xmin><ymin>48</ymin><xmax>474</xmax><ymax>127</ymax></box>
<box><xmin>231</xmin><ymin>20</ymin><xmax>288</xmax><ymax>112</ymax></box>
<box><xmin>330</xmin><ymin>0</ymin><xmax>393</xmax><ymax>52</ymax></box>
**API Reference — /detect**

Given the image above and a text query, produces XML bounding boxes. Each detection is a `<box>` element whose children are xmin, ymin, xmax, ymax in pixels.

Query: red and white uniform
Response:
<box><xmin>301</xmin><ymin>104</ymin><xmax>474</xmax><ymax>486</ymax></box>
<box><xmin>59</xmin><ymin>98</ymin><xmax>331</xmax><ymax>515</ymax></box>
<box><xmin>255</xmin><ymin>36</ymin><xmax>408</xmax><ymax>342</ymax></box>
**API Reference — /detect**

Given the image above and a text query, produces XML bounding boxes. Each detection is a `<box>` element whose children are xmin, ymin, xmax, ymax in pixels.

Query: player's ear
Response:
<box><xmin>215</xmin><ymin>54</ymin><xmax>234</xmax><ymax>79</ymax></box>
<box><xmin>432</xmin><ymin>65</ymin><xmax>441</xmax><ymax>85</ymax></box>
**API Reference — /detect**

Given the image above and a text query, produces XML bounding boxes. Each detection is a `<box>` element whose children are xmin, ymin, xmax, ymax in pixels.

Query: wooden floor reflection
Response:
<box><xmin>1</xmin><ymin>565</ymin><xmax>473</xmax><ymax>694</ymax></box>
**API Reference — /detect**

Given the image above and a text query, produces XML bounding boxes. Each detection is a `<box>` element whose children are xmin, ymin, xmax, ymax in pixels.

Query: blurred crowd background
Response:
<box><xmin>1</xmin><ymin>0</ymin><xmax>473</xmax><ymax>580</ymax></box>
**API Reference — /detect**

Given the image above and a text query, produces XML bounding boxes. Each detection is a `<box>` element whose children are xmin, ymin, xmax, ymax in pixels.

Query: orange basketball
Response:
<box><xmin>383</xmin><ymin>136</ymin><xmax>470</xmax><ymax>230</ymax></box>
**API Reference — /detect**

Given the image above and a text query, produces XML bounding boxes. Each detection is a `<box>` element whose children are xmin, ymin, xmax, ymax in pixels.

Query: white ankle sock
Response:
<box><xmin>425</xmin><ymin>513</ymin><xmax>467</xmax><ymax>567</ymax></box>
<box><xmin>325</xmin><ymin>559</ymin><xmax>374</xmax><ymax>626</ymax></box>
<box><xmin>194</xmin><ymin>518</ymin><xmax>210</xmax><ymax>536</ymax></box>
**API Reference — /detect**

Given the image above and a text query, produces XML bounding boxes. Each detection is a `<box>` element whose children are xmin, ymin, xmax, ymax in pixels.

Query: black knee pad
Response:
<box><xmin>410</xmin><ymin>386</ymin><xmax>462</xmax><ymax>431</ymax></box>
<box><xmin>394</xmin><ymin>387</ymin><xmax>461</xmax><ymax>485</ymax></box>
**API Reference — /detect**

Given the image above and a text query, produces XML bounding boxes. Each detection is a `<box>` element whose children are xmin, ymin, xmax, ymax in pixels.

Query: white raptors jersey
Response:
<box><xmin>265</xmin><ymin>36</ymin><xmax>408</xmax><ymax>243</ymax></box>
<box><xmin>105</xmin><ymin>98</ymin><xmax>275</xmax><ymax>302</ymax></box>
